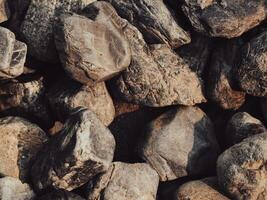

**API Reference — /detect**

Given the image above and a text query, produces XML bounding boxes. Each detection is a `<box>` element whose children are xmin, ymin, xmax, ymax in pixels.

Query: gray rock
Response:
<box><xmin>182</xmin><ymin>0</ymin><xmax>266</xmax><ymax>38</ymax></box>
<box><xmin>104</xmin><ymin>0</ymin><xmax>191</xmax><ymax>48</ymax></box>
<box><xmin>0</xmin><ymin>0</ymin><xmax>10</xmax><ymax>23</ymax></box>
<box><xmin>139</xmin><ymin>106</ymin><xmax>220</xmax><ymax>181</ymax></box>
<box><xmin>31</xmin><ymin>107</ymin><xmax>115</xmax><ymax>192</ymax></box>
<box><xmin>20</xmin><ymin>0</ymin><xmax>96</xmax><ymax>63</ymax></box>
<box><xmin>48</xmin><ymin>78</ymin><xmax>115</xmax><ymax>126</ymax></box>
<box><xmin>37</xmin><ymin>190</ymin><xmax>85</xmax><ymax>200</ymax></box>
<box><xmin>0</xmin><ymin>177</ymin><xmax>35</xmax><ymax>200</ymax></box>
<box><xmin>226</xmin><ymin>112</ymin><xmax>266</xmax><ymax>146</ymax></box>
<box><xmin>87</xmin><ymin>162</ymin><xmax>159</xmax><ymax>200</ymax></box>
<box><xmin>0</xmin><ymin>117</ymin><xmax>48</xmax><ymax>182</ymax></box>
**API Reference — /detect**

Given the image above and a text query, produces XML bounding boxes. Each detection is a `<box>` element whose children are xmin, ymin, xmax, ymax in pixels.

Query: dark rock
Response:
<box><xmin>0</xmin><ymin>0</ymin><xmax>10</xmax><ymax>23</ymax></box>
<box><xmin>261</xmin><ymin>98</ymin><xmax>267</xmax><ymax>123</ymax></box>
<box><xmin>37</xmin><ymin>190</ymin><xmax>85</xmax><ymax>200</ymax></box>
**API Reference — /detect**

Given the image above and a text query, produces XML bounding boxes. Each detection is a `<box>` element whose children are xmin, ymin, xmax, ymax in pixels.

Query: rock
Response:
<box><xmin>0</xmin><ymin>27</ymin><xmax>27</xmax><ymax>79</ymax></box>
<box><xmin>237</xmin><ymin>31</ymin><xmax>267</xmax><ymax>97</ymax></box>
<box><xmin>174</xmin><ymin>177</ymin><xmax>230</xmax><ymax>200</ymax></box>
<box><xmin>207</xmin><ymin>39</ymin><xmax>246</xmax><ymax>110</ymax></box>
<box><xmin>87</xmin><ymin>162</ymin><xmax>159</xmax><ymax>200</ymax></box>
<box><xmin>0</xmin><ymin>0</ymin><xmax>10</xmax><ymax>23</ymax></box>
<box><xmin>182</xmin><ymin>0</ymin><xmax>267</xmax><ymax>38</ymax></box>
<box><xmin>0</xmin><ymin>117</ymin><xmax>47</xmax><ymax>182</ymax></box>
<box><xmin>31</xmin><ymin>107</ymin><xmax>115</xmax><ymax>192</ymax></box>
<box><xmin>217</xmin><ymin>133</ymin><xmax>267</xmax><ymax>199</ymax></box>
<box><xmin>20</xmin><ymin>0</ymin><xmax>96</xmax><ymax>63</ymax></box>
<box><xmin>37</xmin><ymin>190</ymin><xmax>85</xmax><ymax>200</ymax></box>
<box><xmin>48</xmin><ymin>78</ymin><xmax>115</xmax><ymax>126</ymax></box>
<box><xmin>261</xmin><ymin>98</ymin><xmax>267</xmax><ymax>123</ymax></box>
<box><xmin>139</xmin><ymin>106</ymin><xmax>220</xmax><ymax>181</ymax></box>
<box><xmin>104</xmin><ymin>0</ymin><xmax>191</xmax><ymax>48</ymax></box>
<box><xmin>0</xmin><ymin>177</ymin><xmax>35</xmax><ymax>200</ymax></box>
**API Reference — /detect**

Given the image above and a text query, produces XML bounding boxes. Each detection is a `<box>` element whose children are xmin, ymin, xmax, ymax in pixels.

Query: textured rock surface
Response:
<box><xmin>105</xmin><ymin>0</ymin><xmax>190</xmax><ymax>48</ymax></box>
<box><xmin>37</xmin><ymin>190</ymin><xmax>85</xmax><ymax>200</ymax></box>
<box><xmin>174</xmin><ymin>177</ymin><xmax>230</xmax><ymax>200</ymax></box>
<box><xmin>139</xmin><ymin>106</ymin><xmax>220</xmax><ymax>181</ymax></box>
<box><xmin>87</xmin><ymin>162</ymin><xmax>159</xmax><ymax>200</ymax></box>
<box><xmin>207</xmin><ymin>39</ymin><xmax>246</xmax><ymax>110</ymax></box>
<box><xmin>237</xmin><ymin>31</ymin><xmax>267</xmax><ymax>97</ymax></box>
<box><xmin>217</xmin><ymin>133</ymin><xmax>267</xmax><ymax>199</ymax></box>
<box><xmin>0</xmin><ymin>0</ymin><xmax>10</xmax><ymax>23</ymax></box>
<box><xmin>55</xmin><ymin>1</ymin><xmax>131</xmax><ymax>84</ymax></box>
<box><xmin>0</xmin><ymin>177</ymin><xmax>35</xmax><ymax>200</ymax></box>
<box><xmin>20</xmin><ymin>0</ymin><xmax>96</xmax><ymax>63</ymax></box>
<box><xmin>0</xmin><ymin>117</ymin><xmax>47</xmax><ymax>182</ymax></box>
<box><xmin>31</xmin><ymin>108</ymin><xmax>115</xmax><ymax>192</ymax></box>
<box><xmin>226</xmin><ymin>112</ymin><xmax>266</xmax><ymax>146</ymax></box>
<box><xmin>48</xmin><ymin>78</ymin><xmax>115</xmax><ymax>126</ymax></box>
<box><xmin>182</xmin><ymin>0</ymin><xmax>267</xmax><ymax>38</ymax></box>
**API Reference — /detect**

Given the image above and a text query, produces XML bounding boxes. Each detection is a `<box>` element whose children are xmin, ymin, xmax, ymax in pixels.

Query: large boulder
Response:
<box><xmin>0</xmin><ymin>0</ymin><xmax>10</xmax><ymax>23</ymax></box>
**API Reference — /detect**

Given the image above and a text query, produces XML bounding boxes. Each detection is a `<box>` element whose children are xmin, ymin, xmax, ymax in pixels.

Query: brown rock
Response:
<box><xmin>0</xmin><ymin>0</ymin><xmax>10</xmax><ymax>23</ymax></box>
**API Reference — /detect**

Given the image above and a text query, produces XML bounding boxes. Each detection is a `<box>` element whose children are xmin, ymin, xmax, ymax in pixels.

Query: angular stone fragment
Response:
<box><xmin>104</xmin><ymin>0</ymin><xmax>190</xmax><ymax>48</ymax></box>
<box><xmin>0</xmin><ymin>117</ymin><xmax>47</xmax><ymax>182</ymax></box>
<box><xmin>87</xmin><ymin>162</ymin><xmax>159</xmax><ymax>200</ymax></box>
<box><xmin>31</xmin><ymin>107</ymin><xmax>115</xmax><ymax>192</ymax></box>
<box><xmin>237</xmin><ymin>31</ymin><xmax>267</xmax><ymax>97</ymax></box>
<box><xmin>0</xmin><ymin>177</ymin><xmax>35</xmax><ymax>200</ymax></box>
<box><xmin>139</xmin><ymin>106</ymin><xmax>220</xmax><ymax>181</ymax></box>
<box><xmin>48</xmin><ymin>78</ymin><xmax>115</xmax><ymax>126</ymax></box>
<box><xmin>226</xmin><ymin>112</ymin><xmax>266</xmax><ymax>146</ymax></box>
<box><xmin>0</xmin><ymin>0</ymin><xmax>10</xmax><ymax>23</ymax></box>
<box><xmin>37</xmin><ymin>190</ymin><xmax>85</xmax><ymax>200</ymax></box>
<box><xmin>174</xmin><ymin>177</ymin><xmax>230</xmax><ymax>200</ymax></box>
<box><xmin>55</xmin><ymin>2</ymin><xmax>131</xmax><ymax>84</ymax></box>
<box><xmin>217</xmin><ymin>133</ymin><xmax>267</xmax><ymax>200</ymax></box>
<box><xmin>20</xmin><ymin>0</ymin><xmax>96</xmax><ymax>63</ymax></box>
<box><xmin>182</xmin><ymin>0</ymin><xmax>266</xmax><ymax>38</ymax></box>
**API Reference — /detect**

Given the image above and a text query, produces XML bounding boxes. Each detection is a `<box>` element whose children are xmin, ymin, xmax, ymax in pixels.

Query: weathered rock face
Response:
<box><xmin>20</xmin><ymin>0</ymin><xmax>96</xmax><ymax>63</ymax></box>
<box><xmin>174</xmin><ymin>177</ymin><xmax>230</xmax><ymax>200</ymax></box>
<box><xmin>0</xmin><ymin>177</ymin><xmax>35</xmax><ymax>200</ymax></box>
<box><xmin>237</xmin><ymin>31</ymin><xmax>267</xmax><ymax>97</ymax></box>
<box><xmin>104</xmin><ymin>0</ymin><xmax>191</xmax><ymax>48</ymax></box>
<box><xmin>31</xmin><ymin>107</ymin><xmax>115</xmax><ymax>192</ymax></box>
<box><xmin>217</xmin><ymin>133</ymin><xmax>267</xmax><ymax>200</ymax></box>
<box><xmin>0</xmin><ymin>27</ymin><xmax>27</xmax><ymax>80</ymax></box>
<box><xmin>226</xmin><ymin>112</ymin><xmax>266</xmax><ymax>146</ymax></box>
<box><xmin>48</xmin><ymin>78</ymin><xmax>115</xmax><ymax>126</ymax></box>
<box><xmin>139</xmin><ymin>106</ymin><xmax>220</xmax><ymax>181</ymax></box>
<box><xmin>182</xmin><ymin>0</ymin><xmax>267</xmax><ymax>38</ymax></box>
<box><xmin>0</xmin><ymin>117</ymin><xmax>47</xmax><ymax>182</ymax></box>
<box><xmin>55</xmin><ymin>1</ymin><xmax>131</xmax><ymax>84</ymax></box>
<box><xmin>37</xmin><ymin>190</ymin><xmax>85</xmax><ymax>200</ymax></box>
<box><xmin>87</xmin><ymin>162</ymin><xmax>159</xmax><ymax>200</ymax></box>
<box><xmin>207</xmin><ymin>39</ymin><xmax>246</xmax><ymax>110</ymax></box>
<box><xmin>0</xmin><ymin>0</ymin><xmax>10</xmax><ymax>23</ymax></box>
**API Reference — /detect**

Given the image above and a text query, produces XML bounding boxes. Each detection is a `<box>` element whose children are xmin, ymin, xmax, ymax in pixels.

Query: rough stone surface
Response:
<box><xmin>139</xmin><ymin>106</ymin><xmax>220</xmax><ymax>181</ymax></box>
<box><xmin>0</xmin><ymin>117</ymin><xmax>47</xmax><ymax>182</ymax></box>
<box><xmin>237</xmin><ymin>31</ymin><xmax>267</xmax><ymax>97</ymax></box>
<box><xmin>182</xmin><ymin>0</ymin><xmax>267</xmax><ymax>38</ymax></box>
<box><xmin>87</xmin><ymin>162</ymin><xmax>159</xmax><ymax>200</ymax></box>
<box><xmin>174</xmin><ymin>177</ymin><xmax>230</xmax><ymax>200</ymax></box>
<box><xmin>217</xmin><ymin>133</ymin><xmax>267</xmax><ymax>200</ymax></box>
<box><xmin>20</xmin><ymin>0</ymin><xmax>96</xmax><ymax>63</ymax></box>
<box><xmin>0</xmin><ymin>177</ymin><xmax>35</xmax><ymax>200</ymax></box>
<box><xmin>54</xmin><ymin>1</ymin><xmax>131</xmax><ymax>84</ymax></box>
<box><xmin>37</xmin><ymin>190</ymin><xmax>85</xmax><ymax>200</ymax></box>
<box><xmin>226</xmin><ymin>112</ymin><xmax>266</xmax><ymax>146</ymax></box>
<box><xmin>0</xmin><ymin>0</ymin><xmax>10</xmax><ymax>23</ymax></box>
<box><xmin>104</xmin><ymin>0</ymin><xmax>191</xmax><ymax>48</ymax></box>
<box><xmin>31</xmin><ymin>107</ymin><xmax>115</xmax><ymax>192</ymax></box>
<box><xmin>48</xmin><ymin>78</ymin><xmax>115</xmax><ymax>126</ymax></box>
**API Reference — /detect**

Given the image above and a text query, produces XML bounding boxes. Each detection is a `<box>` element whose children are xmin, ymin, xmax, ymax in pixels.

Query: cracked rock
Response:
<box><xmin>37</xmin><ymin>190</ymin><xmax>85</xmax><ymax>200</ymax></box>
<box><xmin>0</xmin><ymin>0</ymin><xmax>10</xmax><ymax>23</ymax></box>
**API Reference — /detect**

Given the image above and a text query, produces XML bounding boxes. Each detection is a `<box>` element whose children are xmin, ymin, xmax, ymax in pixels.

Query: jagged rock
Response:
<box><xmin>139</xmin><ymin>106</ymin><xmax>220</xmax><ymax>181</ymax></box>
<box><xmin>0</xmin><ymin>0</ymin><xmax>10</xmax><ymax>23</ymax></box>
<box><xmin>0</xmin><ymin>177</ymin><xmax>35</xmax><ymax>200</ymax></box>
<box><xmin>237</xmin><ymin>31</ymin><xmax>267</xmax><ymax>97</ymax></box>
<box><xmin>217</xmin><ymin>133</ymin><xmax>267</xmax><ymax>199</ymax></box>
<box><xmin>48</xmin><ymin>78</ymin><xmax>115</xmax><ymax>126</ymax></box>
<box><xmin>0</xmin><ymin>75</ymin><xmax>53</xmax><ymax>129</ymax></box>
<box><xmin>31</xmin><ymin>107</ymin><xmax>115</xmax><ymax>192</ymax></box>
<box><xmin>182</xmin><ymin>0</ymin><xmax>267</xmax><ymax>38</ymax></box>
<box><xmin>20</xmin><ymin>0</ymin><xmax>96</xmax><ymax>63</ymax></box>
<box><xmin>0</xmin><ymin>27</ymin><xmax>27</xmax><ymax>79</ymax></box>
<box><xmin>226</xmin><ymin>112</ymin><xmax>266</xmax><ymax>146</ymax></box>
<box><xmin>207</xmin><ymin>39</ymin><xmax>246</xmax><ymax>110</ymax></box>
<box><xmin>174</xmin><ymin>177</ymin><xmax>230</xmax><ymax>200</ymax></box>
<box><xmin>37</xmin><ymin>190</ymin><xmax>85</xmax><ymax>200</ymax></box>
<box><xmin>0</xmin><ymin>117</ymin><xmax>47</xmax><ymax>182</ymax></box>
<box><xmin>55</xmin><ymin>2</ymin><xmax>131</xmax><ymax>84</ymax></box>
<box><xmin>87</xmin><ymin>162</ymin><xmax>159</xmax><ymax>200</ymax></box>
<box><xmin>104</xmin><ymin>0</ymin><xmax>191</xmax><ymax>48</ymax></box>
